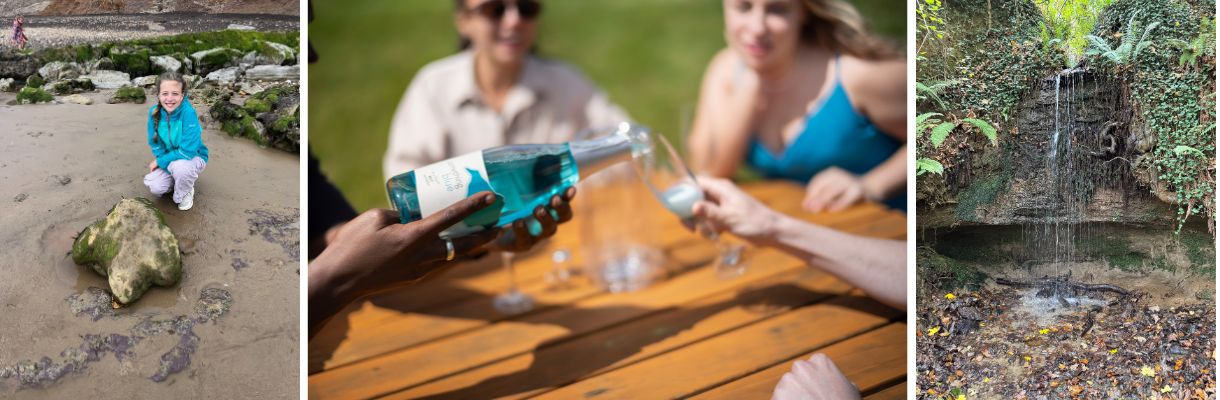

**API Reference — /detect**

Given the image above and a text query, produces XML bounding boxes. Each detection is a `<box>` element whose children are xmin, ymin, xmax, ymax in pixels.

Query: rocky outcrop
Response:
<box><xmin>203</xmin><ymin>66</ymin><xmax>241</xmax><ymax>86</ymax></box>
<box><xmin>59</xmin><ymin>94</ymin><xmax>93</xmax><ymax>105</ymax></box>
<box><xmin>80</xmin><ymin>70</ymin><xmax>131</xmax><ymax>89</ymax></box>
<box><xmin>208</xmin><ymin>85</ymin><xmax>298</xmax><ymax>153</ymax></box>
<box><xmin>71</xmin><ymin>198</ymin><xmax>182</xmax><ymax>305</ymax></box>
<box><xmin>150</xmin><ymin>55</ymin><xmax>183</xmax><ymax>74</ymax></box>
<box><xmin>38</xmin><ymin>61</ymin><xmax>83</xmax><ymax>82</ymax></box>
<box><xmin>189</xmin><ymin>47</ymin><xmax>243</xmax><ymax>76</ymax></box>
<box><xmin>0</xmin><ymin>50</ymin><xmax>41</xmax><ymax>80</ymax></box>
<box><xmin>240</xmin><ymin>41</ymin><xmax>296</xmax><ymax>66</ymax></box>
<box><xmin>45</xmin><ymin>77</ymin><xmax>95</xmax><ymax>94</ymax></box>
<box><xmin>132</xmin><ymin>75</ymin><xmax>158</xmax><ymax>87</ymax></box>
<box><xmin>924</xmin><ymin>69</ymin><xmax>1172</xmax><ymax>228</ymax></box>
<box><xmin>244</xmin><ymin>65</ymin><xmax>297</xmax><ymax>81</ymax></box>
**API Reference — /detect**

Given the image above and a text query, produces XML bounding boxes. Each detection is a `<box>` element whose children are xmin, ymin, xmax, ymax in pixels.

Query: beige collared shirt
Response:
<box><xmin>383</xmin><ymin>51</ymin><xmax>631</xmax><ymax>180</ymax></box>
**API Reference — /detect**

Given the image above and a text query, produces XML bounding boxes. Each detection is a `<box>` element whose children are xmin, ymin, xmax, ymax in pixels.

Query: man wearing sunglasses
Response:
<box><xmin>383</xmin><ymin>0</ymin><xmax>631</xmax><ymax>179</ymax></box>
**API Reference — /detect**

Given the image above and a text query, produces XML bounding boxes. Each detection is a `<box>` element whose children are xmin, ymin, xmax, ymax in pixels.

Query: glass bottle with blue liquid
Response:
<box><xmin>386</xmin><ymin>122</ymin><xmax>653</xmax><ymax>237</ymax></box>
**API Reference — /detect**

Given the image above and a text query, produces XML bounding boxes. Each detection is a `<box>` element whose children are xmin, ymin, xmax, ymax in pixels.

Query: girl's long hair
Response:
<box><xmin>799</xmin><ymin>0</ymin><xmax>898</xmax><ymax>60</ymax></box>
<box><xmin>151</xmin><ymin>72</ymin><xmax>187</xmax><ymax>145</ymax></box>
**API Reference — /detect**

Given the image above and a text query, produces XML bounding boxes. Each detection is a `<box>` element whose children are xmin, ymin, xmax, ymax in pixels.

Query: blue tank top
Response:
<box><xmin>746</xmin><ymin>57</ymin><xmax>905</xmax><ymax>211</ymax></box>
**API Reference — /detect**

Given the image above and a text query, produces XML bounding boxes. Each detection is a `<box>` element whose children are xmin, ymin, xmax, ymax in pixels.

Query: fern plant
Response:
<box><xmin>916</xmin><ymin>79</ymin><xmax>958</xmax><ymax>110</ymax></box>
<box><xmin>1168</xmin><ymin>17</ymin><xmax>1215</xmax><ymax>69</ymax></box>
<box><xmin>916</xmin><ymin>112</ymin><xmax>999</xmax><ymax>176</ymax></box>
<box><xmin>1084</xmin><ymin>12</ymin><xmax>1161</xmax><ymax>70</ymax></box>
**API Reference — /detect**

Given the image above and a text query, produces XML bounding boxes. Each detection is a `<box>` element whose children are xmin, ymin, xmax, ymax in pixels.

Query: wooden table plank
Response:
<box><xmin>865</xmin><ymin>382</ymin><xmax>907</xmax><ymax>400</ymax></box>
<box><xmin>528</xmin><ymin>297</ymin><xmax>900</xmax><ymax>400</ymax></box>
<box><xmin>310</xmin><ymin>190</ymin><xmax>901</xmax><ymax>373</ymax></box>
<box><xmin>689</xmin><ymin>322</ymin><xmax>907</xmax><ymax>399</ymax></box>
<box><xmin>381</xmin><ymin>267</ymin><xmax>851</xmax><ymax>399</ymax></box>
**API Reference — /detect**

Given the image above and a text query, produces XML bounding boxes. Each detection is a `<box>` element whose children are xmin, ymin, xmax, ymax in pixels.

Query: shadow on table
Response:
<box><xmin>408</xmin><ymin>285</ymin><xmax>895</xmax><ymax>399</ymax></box>
<box><xmin>309</xmin><ymin>237</ymin><xmax>717</xmax><ymax>374</ymax></box>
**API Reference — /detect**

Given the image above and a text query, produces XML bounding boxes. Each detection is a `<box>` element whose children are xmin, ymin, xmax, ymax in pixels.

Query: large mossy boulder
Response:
<box><xmin>190</xmin><ymin>47</ymin><xmax>243</xmax><ymax>76</ymax></box>
<box><xmin>71</xmin><ymin>198</ymin><xmax>182</xmax><ymax>305</ymax></box>
<box><xmin>108</xmin><ymin>45</ymin><xmax>153</xmax><ymax>77</ymax></box>
<box><xmin>81</xmin><ymin>70</ymin><xmax>131</xmax><ymax>89</ymax></box>
<box><xmin>15</xmin><ymin>86</ymin><xmax>54</xmax><ymax>104</ymax></box>
<box><xmin>150</xmin><ymin>55</ymin><xmax>182</xmax><ymax>74</ymax></box>
<box><xmin>0</xmin><ymin>49</ymin><xmax>41</xmax><ymax>80</ymax></box>
<box><xmin>107</xmin><ymin>85</ymin><xmax>146</xmax><ymax>104</ymax></box>
<box><xmin>46</xmin><ymin>78</ymin><xmax>96</xmax><ymax>95</ymax></box>
<box><xmin>38</xmin><ymin>61</ymin><xmax>83</xmax><ymax>82</ymax></box>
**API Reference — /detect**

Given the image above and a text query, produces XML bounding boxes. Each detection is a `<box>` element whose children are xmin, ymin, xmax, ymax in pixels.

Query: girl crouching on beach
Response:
<box><xmin>143</xmin><ymin>72</ymin><xmax>209</xmax><ymax>211</ymax></box>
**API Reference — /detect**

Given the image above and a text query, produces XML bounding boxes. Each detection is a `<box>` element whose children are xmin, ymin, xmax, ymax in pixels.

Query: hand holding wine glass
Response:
<box><xmin>629</xmin><ymin>127</ymin><xmax>747</xmax><ymax>278</ymax></box>
<box><xmin>689</xmin><ymin>176</ymin><xmax>782</xmax><ymax>242</ymax></box>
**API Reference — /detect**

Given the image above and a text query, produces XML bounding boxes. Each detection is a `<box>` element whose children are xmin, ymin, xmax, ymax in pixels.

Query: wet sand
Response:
<box><xmin>0</xmin><ymin>89</ymin><xmax>298</xmax><ymax>398</ymax></box>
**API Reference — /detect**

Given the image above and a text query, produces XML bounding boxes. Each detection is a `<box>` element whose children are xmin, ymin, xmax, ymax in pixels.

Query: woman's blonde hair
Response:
<box><xmin>799</xmin><ymin>0</ymin><xmax>898</xmax><ymax>59</ymax></box>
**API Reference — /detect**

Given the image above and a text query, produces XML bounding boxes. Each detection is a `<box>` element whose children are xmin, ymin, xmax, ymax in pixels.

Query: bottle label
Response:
<box><xmin>414</xmin><ymin>151</ymin><xmax>498</xmax><ymax>237</ymax></box>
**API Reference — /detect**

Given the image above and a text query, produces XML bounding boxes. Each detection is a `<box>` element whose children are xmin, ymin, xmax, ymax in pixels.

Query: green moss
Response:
<box><xmin>71</xmin><ymin>217</ymin><xmax>123</xmax><ymax>271</ymax></box>
<box><xmin>221</xmin><ymin>120</ymin><xmax>242</xmax><ymax>138</ymax></box>
<box><xmin>254</xmin><ymin>40</ymin><xmax>294</xmax><ymax>62</ymax></box>
<box><xmin>220</xmin><ymin>113</ymin><xmax>265</xmax><ymax>145</ymax></box>
<box><xmin>74</xmin><ymin>45</ymin><xmax>95</xmax><ymax>62</ymax></box>
<box><xmin>1109</xmin><ymin>252</ymin><xmax>1144</xmax><ymax>272</ymax></box>
<box><xmin>108</xmin><ymin>46</ymin><xmax>152</xmax><ymax>76</ymax></box>
<box><xmin>243</xmin><ymin>98</ymin><xmax>271</xmax><ymax>114</ymax></box>
<box><xmin>242</xmin><ymin>116</ymin><xmax>265</xmax><ymax>143</ymax></box>
<box><xmin>1077</xmin><ymin>233</ymin><xmax>1147</xmax><ymax>272</ymax></box>
<box><xmin>954</xmin><ymin>172</ymin><xmax>1011</xmax><ymax>221</ymax></box>
<box><xmin>153</xmin><ymin>247</ymin><xmax>181</xmax><ymax>284</ymax></box>
<box><xmin>251</xmin><ymin>85</ymin><xmax>292</xmax><ymax>105</ymax></box>
<box><xmin>271</xmin><ymin>113</ymin><xmax>298</xmax><ymax>133</ymax></box>
<box><xmin>112</xmin><ymin>86</ymin><xmax>147</xmax><ymax>103</ymax></box>
<box><xmin>49</xmin><ymin>79</ymin><xmax>95</xmax><ymax>95</ymax></box>
<box><xmin>199</xmin><ymin>48</ymin><xmax>240</xmax><ymax>67</ymax></box>
<box><xmin>1178</xmin><ymin>229</ymin><xmax>1216</xmax><ymax>277</ymax></box>
<box><xmin>26</xmin><ymin>74</ymin><xmax>44</xmax><ymax>88</ymax></box>
<box><xmin>16</xmin><ymin>86</ymin><xmax>54</xmax><ymax>104</ymax></box>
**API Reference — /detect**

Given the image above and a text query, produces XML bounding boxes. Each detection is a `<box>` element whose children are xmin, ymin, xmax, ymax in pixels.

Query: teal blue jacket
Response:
<box><xmin>147</xmin><ymin>94</ymin><xmax>209</xmax><ymax>170</ymax></box>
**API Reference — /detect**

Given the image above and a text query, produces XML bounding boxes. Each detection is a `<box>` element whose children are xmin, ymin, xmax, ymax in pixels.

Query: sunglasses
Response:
<box><xmin>469</xmin><ymin>0</ymin><xmax>542</xmax><ymax>21</ymax></box>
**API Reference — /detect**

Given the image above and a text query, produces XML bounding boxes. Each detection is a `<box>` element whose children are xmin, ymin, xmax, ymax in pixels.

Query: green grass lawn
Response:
<box><xmin>309</xmin><ymin>0</ymin><xmax>904</xmax><ymax>211</ymax></box>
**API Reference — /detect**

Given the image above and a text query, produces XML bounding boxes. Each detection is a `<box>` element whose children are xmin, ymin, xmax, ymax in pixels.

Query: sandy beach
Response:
<box><xmin>0</xmin><ymin>89</ymin><xmax>299</xmax><ymax>398</ymax></box>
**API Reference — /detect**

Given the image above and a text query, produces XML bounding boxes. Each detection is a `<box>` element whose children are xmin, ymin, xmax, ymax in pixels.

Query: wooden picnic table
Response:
<box><xmin>308</xmin><ymin>180</ymin><xmax>907</xmax><ymax>399</ymax></box>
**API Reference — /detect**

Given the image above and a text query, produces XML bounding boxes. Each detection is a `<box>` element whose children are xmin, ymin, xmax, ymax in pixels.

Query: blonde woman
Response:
<box><xmin>688</xmin><ymin>0</ymin><xmax>906</xmax><ymax>213</ymax></box>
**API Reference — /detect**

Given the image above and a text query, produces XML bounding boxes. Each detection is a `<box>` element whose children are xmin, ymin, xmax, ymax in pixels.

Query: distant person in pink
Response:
<box><xmin>11</xmin><ymin>16</ymin><xmax>28</xmax><ymax>49</ymax></box>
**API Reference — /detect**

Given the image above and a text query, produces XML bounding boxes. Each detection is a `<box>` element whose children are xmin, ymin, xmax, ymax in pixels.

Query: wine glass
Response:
<box><xmin>624</xmin><ymin>125</ymin><xmax>747</xmax><ymax>279</ymax></box>
<box><xmin>493</xmin><ymin>250</ymin><xmax>535</xmax><ymax>314</ymax></box>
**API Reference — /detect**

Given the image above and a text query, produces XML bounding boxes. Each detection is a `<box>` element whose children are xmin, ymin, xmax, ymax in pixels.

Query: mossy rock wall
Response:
<box><xmin>917</xmin><ymin>0</ymin><xmax>1212</xmax><ymax>231</ymax></box>
<box><xmin>3</xmin><ymin>31</ymin><xmax>298</xmax><ymax>79</ymax></box>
